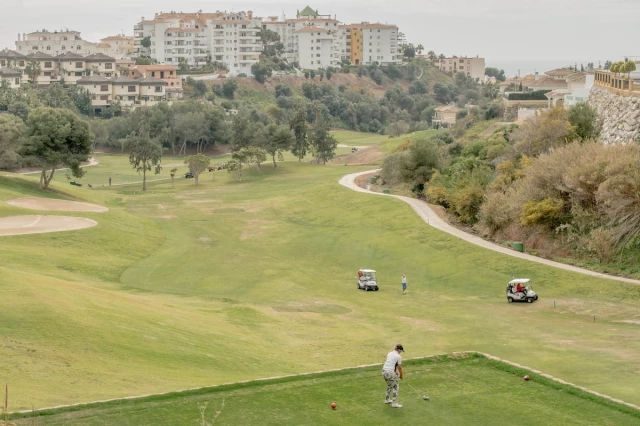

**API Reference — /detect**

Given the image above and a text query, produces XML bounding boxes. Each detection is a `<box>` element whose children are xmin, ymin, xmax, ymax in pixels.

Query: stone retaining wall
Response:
<box><xmin>588</xmin><ymin>86</ymin><xmax>640</xmax><ymax>144</ymax></box>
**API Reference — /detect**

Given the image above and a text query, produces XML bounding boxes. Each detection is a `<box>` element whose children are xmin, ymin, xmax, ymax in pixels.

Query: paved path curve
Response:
<box><xmin>339</xmin><ymin>170</ymin><xmax>640</xmax><ymax>285</ymax></box>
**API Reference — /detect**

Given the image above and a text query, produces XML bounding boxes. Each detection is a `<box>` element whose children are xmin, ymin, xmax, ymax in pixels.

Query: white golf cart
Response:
<box><xmin>357</xmin><ymin>269</ymin><xmax>379</xmax><ymax>291</ymax></box>
<box><xmin>506</xmin><ymin>278</ymin><xmax>538</xmax><ymax>303</ymax></box>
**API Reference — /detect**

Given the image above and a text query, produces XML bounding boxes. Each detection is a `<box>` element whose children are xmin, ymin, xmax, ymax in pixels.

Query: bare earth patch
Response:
<box><xmin>8</xmin><ymin>197</ymin><xmax>108</xmax><ymax>212</ymax></box>
<box><xmin>0</xmin><ymin>215</ymin><xmax>97</xmax><ymax>236</ymax></box>
<box><xmin>240</xmin><ymin>220</ymin><xmax>271</xmax><ymax>240</ymax></box>
<box><xmin>337</xmin><ymin>146</ymin><xmax>385</xmax><ymax>165</ymax></box>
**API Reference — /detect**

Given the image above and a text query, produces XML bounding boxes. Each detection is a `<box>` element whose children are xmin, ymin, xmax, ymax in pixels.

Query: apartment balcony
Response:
<box><xmin>134</xmin><ymin>24</ymin><xmax>143</xmax><ymax>30</ymax></box>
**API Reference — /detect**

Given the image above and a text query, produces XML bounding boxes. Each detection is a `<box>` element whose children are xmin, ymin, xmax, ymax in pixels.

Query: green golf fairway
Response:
<box><xmin>1</xmin><ymin>141</ymin><xmax>639</xmax><ymax>413</ymax></box>
<box><xmin>11</xmin><ymin>354</ymin><xmax>640</xmax><ymax>425</ymax></box>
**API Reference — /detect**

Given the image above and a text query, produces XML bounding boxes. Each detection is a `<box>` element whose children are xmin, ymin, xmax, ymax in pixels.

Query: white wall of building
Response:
<box><xmin>16</xmin><ymin>31</ymin><xmax>97</xmax><ymax>57</ymax></box>
<box><xmin>437</xmin><ymin>57</ymin><xmax>486</xmax><ymax>82</ymax></box>
<box><xmin>564</xmin><ymin>74</ymin><xmax>595</xmax><ymax>107</ymax></box>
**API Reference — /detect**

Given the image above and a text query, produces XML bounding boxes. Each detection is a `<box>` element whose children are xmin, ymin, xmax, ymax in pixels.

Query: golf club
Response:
<box><xmin>405</xmin><ymin>381</ymin><xmax>429</xmax><ymax>400</ymax></box>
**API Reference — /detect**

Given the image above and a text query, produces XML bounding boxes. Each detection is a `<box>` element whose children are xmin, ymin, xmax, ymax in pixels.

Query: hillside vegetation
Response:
<box><xmin>379</xmin><ymin>102</ymin><xmax>640</xmax><ymax>277</ymax></box>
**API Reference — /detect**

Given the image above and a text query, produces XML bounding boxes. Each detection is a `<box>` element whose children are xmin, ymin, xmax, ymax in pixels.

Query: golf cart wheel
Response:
<box><xmin>527</xmin><ymin>298</ymin><xmax>533</xmax><ymax>303</ymax></box>
<box><xmin>374</xmin><ymin>287</ymin><xmax>379</xmax><ymax>291</ymax></box>
<box><xmin>507</xmin><ymin>297</ymin><xmax>514</xmax><ymax>303</ymax></box>
<box><xmin>534</xmin><ymin>295</ymin><xmax>538</xmax><ymax>300</ymax></box>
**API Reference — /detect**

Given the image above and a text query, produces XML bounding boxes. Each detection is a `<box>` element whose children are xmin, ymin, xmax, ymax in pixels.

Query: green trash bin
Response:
<box><xmin>513</xmin><ymin>242</ymin><xmax>524</xmax><ymax>252</ymax></box>
<box><xmin>370</xmin><ymin>177</ymin><xmax>378</xmax><ymax>184</ymax></box>
<box><xmin>382</xmin><ymin>189</ymin><xmax>391</xmax><ymax>194</ymax></box>
<box><xmin>70</xmin><ymin>181</ymin><xmax>75</xmax><ymax>186</ymax></box>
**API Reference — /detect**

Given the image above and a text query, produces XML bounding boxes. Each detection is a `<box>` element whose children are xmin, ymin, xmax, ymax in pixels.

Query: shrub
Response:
<box><xmin>479</xmin><ymin>191</ymin><xmax>513</xmax><ymax>232</ymax></box>
<box><xmin>586</xmin><ymin>227</ymin><xmax>615</xmax><ymax>262</ymax></box>
<box><xmin>520</xmin><ymin>197</ymin><xmax>565</xmax><ymax>227</ymax></box>
<box><xmin>507</xmin><ymin>90</ymin><xmax>550</xmax><ymax>101</ymax></box>
<box><xmin>380</xmin><ymin>151</ymin><xmax>409</xmax><ymax>186</ymax></box>
<box><xmin>568</xmin><ymin>102</ymin><xmax>602</xmax><ymax>141</ymax></box>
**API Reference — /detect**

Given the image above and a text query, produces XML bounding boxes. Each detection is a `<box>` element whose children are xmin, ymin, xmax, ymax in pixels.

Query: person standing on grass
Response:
<box><xmin>382</xmin><ymin>344</ymin><xmax>404</xmax><ymax>408</ymax></box>
<box><xmin>108</xmin><ymin>176</ymin><xmax>112</xmax><ymax>187</ymax></box>
<box><xmin>401</xmin><ymin>274</ymin><xmax>407</xmax><ymax>293</ymax></box>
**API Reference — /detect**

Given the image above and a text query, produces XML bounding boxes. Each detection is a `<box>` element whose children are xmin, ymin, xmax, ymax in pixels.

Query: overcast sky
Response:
<box><xmin>1</xmin><ymin>0</ymin><xmax>638</xmax><ymax>74</ymax></box>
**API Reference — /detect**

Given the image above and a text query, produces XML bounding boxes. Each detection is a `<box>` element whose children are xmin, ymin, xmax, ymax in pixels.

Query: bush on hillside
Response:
<box><xmin>507</xmin><ymin>90</ymin><xmax>550</xmax><ymax>101</ymax></box>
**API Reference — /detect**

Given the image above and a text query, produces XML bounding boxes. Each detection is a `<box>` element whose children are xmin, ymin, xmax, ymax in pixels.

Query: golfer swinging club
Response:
<box><xmin>382</xmin><ymin>344</ymin><xmax>404</xmax><ymax>408</ymax></box>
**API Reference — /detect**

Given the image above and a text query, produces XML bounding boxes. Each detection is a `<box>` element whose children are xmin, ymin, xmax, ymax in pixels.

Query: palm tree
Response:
<box><xmin>416</xmin><ymin>44</ymin><xmax>424</xmax><ymax>55</ymax></box>
<box><xmin>427</xmin><ymin>50</ymin><xmax>436</xmax><ymax>62</ymax></box>
<box><xmin>438</xmin><ymin>54</ymin><xmax>445</xmax><ymax>60</ymax></box>
<box><xmin>24</xmin><ymin>59</ymin><xmax>42</xmax><ymax>84</ymax></box>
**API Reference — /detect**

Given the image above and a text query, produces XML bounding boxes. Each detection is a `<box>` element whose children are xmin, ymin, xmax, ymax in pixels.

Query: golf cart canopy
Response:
<box><xmin>508</xmin><ymin>278</ymin><xmax>530</xmax><ymax>285</ymax></box>
<box><xmin>360</xmin><ymin>269</ymin><xmax>376</xmax><ymax>273</ymax></box>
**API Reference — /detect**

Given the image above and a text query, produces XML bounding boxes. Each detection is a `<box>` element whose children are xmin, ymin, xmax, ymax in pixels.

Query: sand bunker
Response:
<box><xmin>0</xmin><ymin>215</ymin><xmax>97</xmax><ymax>236</ymax></box>
<box><xmin>7</xmin><ymin>197</ymin><xmax>108</xmax><ymax>212</ymax></box>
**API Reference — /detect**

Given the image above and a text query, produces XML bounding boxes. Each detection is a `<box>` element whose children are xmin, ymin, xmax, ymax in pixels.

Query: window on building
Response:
<box><xmin>0</xmin><ymin>60</ymin><xmax>4</xmax><ymax>66</ymax></box>
<box><xmin>62</xmin><ymin>46</ymin><xmax>66</xmax><ymax>50</ymax></box>
<box><xmin>155</xmin><ymin>86</ymin><xmax>162</xmax><ymax>93</ymax></box>
<box><xmin>44</xmin><ymin>62</ymin><xmax>52</xmax><ymax>68</ymax></box>
<box><xmin>75</xmin><ymin>72</ymin><xmax>82</xmax><ymax>77</ymax></box>
<box><xmin>15</xmin><ymin>77</ymin><xmax>20</xmax><ymax>85</ymax></box>
<box><xmin>46</xmin><ymin>46</ymin><xmax>51</xmax><ymax>50</ymax></box>
<box><xmin>100</xmin><ymin>85</ymin><xmax>109</xmax><ymax>92</ymax></box>
<box><xmin>75</xmin><ymin>62</ymin><xmax>83</xmax><ymax>68</ymax></box>
<box><xmin>77</xmin><ymin>45</ymin><xmax>81</xmax><ymax>50</ymax></box>
<box><xmin>128</xmin><ymin>86</ymin><xmax>136</xmax><ymax>92</ymax></box>
<box><xmin>105</xmin><ymin>63</ymin><xmax>112</xmax><ymax>69</ymax></box>
<box><xmin>100</xmin><ymin>95</ymin><xmax>109</xmax><ymax>100</ymax></box>
<box><xmin>19</xmin><ymin>60</ymin><xmax>25</xmax><ymax>66</ymax></box>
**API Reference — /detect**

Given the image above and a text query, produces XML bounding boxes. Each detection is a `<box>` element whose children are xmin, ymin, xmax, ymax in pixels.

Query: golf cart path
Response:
<box><xmin>340</xmin><ymin>170</ymin><xmax>640</xmax><ymax>285</ymax></box>
<box><xmin>337</xmin><ymin>144</ymin><xmax>371</xmax><ymax>149</ymax></box>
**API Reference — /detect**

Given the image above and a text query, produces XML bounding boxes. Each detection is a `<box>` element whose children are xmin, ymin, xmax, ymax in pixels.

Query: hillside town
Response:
<box><xmin>1</xmin><ymin>6</ymin><xmax>637</xmax><ymax>125</ymax></box>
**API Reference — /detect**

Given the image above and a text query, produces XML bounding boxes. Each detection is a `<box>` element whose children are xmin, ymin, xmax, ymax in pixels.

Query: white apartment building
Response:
<box><xmin>263</xmin><ymin>7</ymin><xmax>400</xmax><ymax>70</ymax></box>
<box><xmin>15</xmin><ymin>30</ymin><xmax>98</xmax><ymax>57</ymax></box>
<box><xmin>76</xmin><ymin>75</ymin><xmax>167</xmax><ymax>113</ymax></box>
<box><xmin>96</xmin><ymin>35</ymin><xmax>135</xmax><ymax>59</ymax></box>
<box><xmin>437</xmin><ymin>56</ymin><xmax>486</xmax><ymax>82</ymax></box>
<box><xmin>134</xmin><ymin>11</ymin><xmax>262</xmax><ymax>75</ymax></box>
<box><xmin>358</xmin><ymin>23</ymin><xmax>401</xmax><ymax>65</ymax></box>
<box><xmin>294</xmin><ymin>27</ymin><xmax>340</xmax><ymax>69</ymax></box>
<box><xmin>13</xmin><ymin>30</ymin><xmax>135</xmax><ymax>60</ymax></box>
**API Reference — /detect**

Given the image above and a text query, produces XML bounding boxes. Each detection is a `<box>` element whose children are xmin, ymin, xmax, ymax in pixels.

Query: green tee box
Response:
<box><xmin>513</xmin><ymin>242</ymin><xmax>524</xmax><ymax>252</ymax></box>
<box><xmin>382</xmin><ymin>188</ymin><xmax>391</xmax><ymax>194</ymax></box>
<box><xmin>11</xmin><ymin>354</ymin><xmax>640</xmax><ymax>426</ymax></box>
<box><xmin>370</xmin><ymin>177</ymin><xmax>377</xmax><ymax>184</ymax></box>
